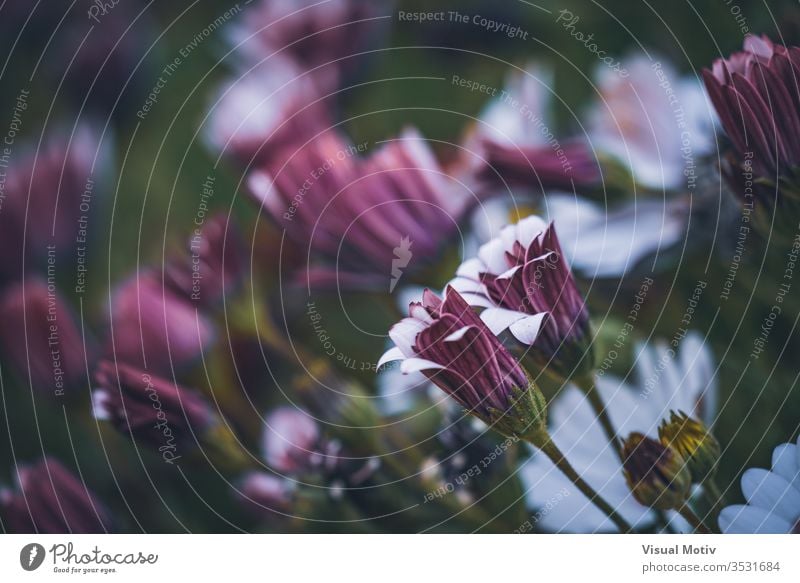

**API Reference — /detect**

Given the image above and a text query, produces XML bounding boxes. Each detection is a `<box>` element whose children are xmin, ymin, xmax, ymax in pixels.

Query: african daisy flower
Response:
<box><xmin>450</xmin><ymin>215</ymin><xmax>593</xmax><ymax>382</ymax></box>
<box><xmin>379</xmin><ymin>286</ymin><xmax>632</xmax><ymax>531</ymax></box>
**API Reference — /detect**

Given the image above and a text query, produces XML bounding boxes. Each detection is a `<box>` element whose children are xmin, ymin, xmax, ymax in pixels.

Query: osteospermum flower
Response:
<box><xmin>378</xmin><ymin>287</ymin><xmax>545</xmax><ymax>437</ymax></box>
<box><xmin>703</xmin><ymin>35</ymin><xmax>800</xmax><ymax>182</ymax></box>
<box><xmin>93</xmin><ymin>360</ymin><xmax>215</xmax><ymax>454</ymax></box>
<box><xmin>590</xmin><ymin>54</ymin><xmax>714</xmax><ymax>190</ymax></box>
<box><xmin>465</xmin><ymin>194</ymin><xmax>689</xmax><ymax>280</ymax></box>
<box><xmin>470</xmin><ymin>64</ymin><xmax>600</xmax><ymax>193</ymax></box>
<box><xmin>450</xmin><ymin>215</ymin><xmax>592</xmax><ymax>381</ymax></box>
<box><xmin>249</xmin><ymin>128</ymin><xmax>471</xmax><ymax>288</ymax></box>
<box><xmin>206</xmin><ymin>57</ymin><xmax>331</xmax><ymax>165</ymax></box>
<box><xmin>227</xmin><ymin>0</ymin><xmax>389</xmax><ymax>91</ymax></box>
<box><xmin>263</xmin><ymin>406</ymin><xmax>326</xmax><ymax>474</ymax></box>
<box><xmin>165</xmin><ymin>212</ymin><xmax>245</xmax><ymax>308</ymax></box>
<box><xmin>520</xmin><ymin>333</ymin><xmax>717</xmax><ymax>532</ymax></box>
<box><xmin>0</xmin><ymin>279</ymin><xmax>94</xmax><ymax>396</ymax></box>
<box><xmin>719</xmin><ymin>435</ymin><xmax>800</xmax><ymax>533</ymax></box>
<box><xmin>0</xmin><ymin>124</ymin><xmax>105</xmax><ymax>281</ymax></box>
<box><xmin>0</xmin><ymin>457</ymin><xmax>111</xmax><ymax>533</ymax></box>
<box><xmin>106</xmin><ymin>270</ymin><xmax>216</xmax><ymax>376</ymax></box>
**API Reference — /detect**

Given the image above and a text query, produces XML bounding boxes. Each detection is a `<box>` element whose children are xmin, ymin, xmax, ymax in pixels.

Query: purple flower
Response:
<box><xmin>479</xmin><ymin>139</ymin><xmax>600</xmax><ymax>192</ymax></box>
<box><xmin>165</xmin><ymin>213</ymin><xmax>245</xmax><ymax>307</ymax></box>
<box><xmin>379</xmin><ymin>287</ymin><xmax>545</xmax><ymax>436</ymax></box>
<box><xmin>0</xmin><ymin>125</ymin><xmax>103</xmax><ymax>281</ymax></box>
<box><xmin>238</xmin><ymin>472</ymin><xmax>295</xmax><ymax>513</ymax></box>
<box><xmin>106</xmin><ymin>271</ymin><xmax>215</xmax><ymax>376</ymax></box>
<box><xmin>92</xmin><ymin>360</ymin><xmax>214</xmax><ymax>456</ymax></box>
<box><xmin>450</xmin><ymin>216</ymin><xmax>593</xmax><ymax>381</ymax></box>
<box><xmin>0</xmin><ymin>279</ymin><xmax>93</xmax><ymax>395</ymax></box>
<box><xmin>206</xmin><ymin>57</ymin><xmax>332</xmax><ymax>165</ymax></box>
<box><xmin>0</xmin><ymin>457</ymin><xmax>111</xmax><ymax>533</ymax></box>
<box><xmin>263</xmin><ymin>406</ymin><xmax>325</xmax><ymax>474</ymax></box>
<box><xmin>228</xmin><ymin>0</ymin><xmax>389</xmax><ymax>91</ymax></box>
<box><xmin>248</xmin><ymin>128</ymin><xmax>469</xmax><ymax>288</ymax></box>
<box><xmin>703</xmin><ymin>35</ymin><xmax>800</xmax><ymax>182</ymax></box>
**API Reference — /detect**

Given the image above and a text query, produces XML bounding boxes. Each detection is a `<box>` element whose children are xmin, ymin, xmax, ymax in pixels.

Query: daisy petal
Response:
<box><xmin>480</xmin><ymin>307</ymin><xmax>528</xmax><ymax>335</ymax></box>
<box><xmin>377</xmin><ymin>347</ymin><xmax>405</xmax><ymax>370</ymax></box>
<box><xmin>719</xmin><ymin>505</ymin><xmax>792</xmax><ymax>533</ymax></box>
<box><xmin>741</xmin><ymin>468</ymin><xmax>800</xmax><ymax>523</ymax></box>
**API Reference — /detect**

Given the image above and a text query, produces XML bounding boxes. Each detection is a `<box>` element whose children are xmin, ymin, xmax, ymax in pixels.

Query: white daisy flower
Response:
<box><xmin>719</xmin><ymin>437</ymin><xmax>800</xmax><ymax>533</ymax></box>
<box><xmin>519</xmin><ymin>332</ymin><xmax>717</xmax><ymax>532</ymax></box>
<box><xmin>588</xmin><ymin>54</ymin><xmax>715</xmax><ymax>190</ymax></box>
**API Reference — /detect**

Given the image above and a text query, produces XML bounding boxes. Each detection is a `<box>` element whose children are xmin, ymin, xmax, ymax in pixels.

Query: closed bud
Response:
<box><xmin>0</xmin><ymin>457</ymin><xmax>111</xmax><ymax>533</ymax></box>
<box><xmin>622</xmin><ymin>432</ymin><xmax>692</xmax><ymax>510</ymax></box>
<box><xmin>659</xmin><ymin>411</ymin><xmax>721</xmax><ymax>482</ymax></box>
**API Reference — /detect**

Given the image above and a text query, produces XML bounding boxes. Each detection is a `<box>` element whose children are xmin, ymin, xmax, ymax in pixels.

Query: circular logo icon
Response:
<box><xmin>20</xmin><ymin>543</ymin><xmax>46</xmax><ymax>571</ymax></box>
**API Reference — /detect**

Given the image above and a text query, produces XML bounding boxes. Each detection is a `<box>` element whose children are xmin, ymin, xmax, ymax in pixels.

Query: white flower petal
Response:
<box><xmin>771</xmin><ymin>443</ymin><xmax>799</xmax><ymax>488</ymax></box>
<box><xmin>444</xmin><ymin>326</ymin><xmax>471</xmax><ymax>342</ymax></box>
<box><xmin>719</xmin><ymin>505</ymin><xmax>792</xmax><ymax>534</ymax></box>
<box><xmin>477</xmin><ymin>238</ymin><xmax>507</xmax><ymax>275</ymax></box>
<box><xmin>400</xmin><ymin>358</ymin><xmax>445</xmax><ymax>375</ymax></box>
<box><xmin>377</xmin><ymin>346</ymin><xmax>405</xmax><ymax>370</ymax></box>
<box><xmin>455</xmin><ymin>258</ymin><xmax>485</xmax><ymax>279</ymax></box>
<box><xmin>741</xmin><ymin>468</ymin><xmax>800</xmax><ymax>523</ymax></box>
<box><xmin>479</xmin><ymin>307</ymin><xmax>527</xmax><ymax>335</ymax></box>
<box><xmin>508</xmin><ymin>313</ymin><xmax>547</xmax><ymax>344</ymax></box>
<box><xmin>388</xmin><ymin>318</ymin><xmax>426</xmax><ymax>356</ymax></box>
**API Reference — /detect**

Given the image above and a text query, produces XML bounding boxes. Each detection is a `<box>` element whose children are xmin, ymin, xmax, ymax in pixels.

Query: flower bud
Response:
<box><xmin>0</xmin><ymin>457</ymin><xmax>111</xmax><ymax>533</ymax></box>
<box><xmin>622</xmin><ymin>432</ymin><xmax>692</xmax><ymax>510</ymax></box>
<box><xmin>106</xmin><ymin>271</ymin><xmax>215</xmax><ymax>376</ymax></box>
<box><xmin>93</xmin><ymin>360</ymin><xmax>214</xmax><ymax>454</ymax></box>
<box><xmin>0</xmin><ymin>279</ymin><xmax>93</xmax><ymax>395</ymax></box>
<box><xmin>659</xmin><ymin>411</ymin><xmax>721</xmax><ymax>482</ymax></box>
<box><xmin>263</xmin><ymin>407</ymin><xmax>324</xmax><ymax>474</ymax></box>
<box><xmin>380</xmin><ymin>287</ymin><xmax>548</xmax><ymax>441</ymax></box>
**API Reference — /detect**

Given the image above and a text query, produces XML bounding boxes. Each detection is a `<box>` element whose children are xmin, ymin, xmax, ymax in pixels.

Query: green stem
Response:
<box><xmin>703</xmin><ymin>477</ymin><xmax>726</xmax><ymax>529</ymax></box>
<box><xmin>678</xmin><ymin>503</ymin><xmax>711</xmax><ymax>534</ymax></box>
<box><xmin>576</xmin><ymin>375</ymin><xmax>622</xmax><ymax>461</ymax></box>
<box><xmin>531</xmin><ymin>433</ymin><xmax>632</xmax><ymax>533</ymax></box>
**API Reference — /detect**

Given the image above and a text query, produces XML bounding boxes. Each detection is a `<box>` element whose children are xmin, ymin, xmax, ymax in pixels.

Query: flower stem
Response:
<box><xmin>703</xmin><ymin>477</ymin><xmax>726</xmax><ymax>528</ymax></box>
<box><xmin>677</xmin><ymin>503</ymin><xmax>711</xmax><ymax>534</ymax></box>
<box><xmin>531</xmin><ymin>433</ymin><xmax>632</xmax><ymax>533</ymax></box>
<box><xmin>575</xmin><ymin>375</ymin><xmax>622</xmax><ymax>461</ymax></box>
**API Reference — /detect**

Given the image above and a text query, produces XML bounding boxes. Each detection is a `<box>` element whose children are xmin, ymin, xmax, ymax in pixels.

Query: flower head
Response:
<box><xmin>0</xmin><ymin>125</ymin><xmax>103</xmax><ymax>281</ymax></box>
<box><xmin>227</xmin><ymin>0</ymin><xmax>388</xmax><ymax>91</ymax></box>
<box><xmin>206</xmin><ymin>58</ymin><xmax>331</xmax><ymax>165</ymax></box>
<box><xmin>719</xmin><ymin>435</ymin><xmax>800</xmax><ymax>533</ymax></box>
<box><xmin>703</xmin><ymin>35</ymin><xmax>800</xmax><ymax>182</ymax></box>
<box><xmin>238</xmin><ymin>471</ymin><xmax>295</xmax><ymax>514</ymax></box>
<box><xmin>659</xmin><ymin>411</ymin><xmax>721</xmax><ymax>482</ymax></box>
<box><xmin>590</xmin><ymin>55</ymin><xmax>713</xmax><ymax>190</ymax></box>
<box><xmin>469</xmin><ymin>64</ymin><xmax>600</xmax><ymax>193</ymax></box>
<box><xmin>263</xmin><ymin>406</ymin><xmax>325</xmax><ymax>474</ymax></box>
<box><xmin>165</xmin><ymin>213</ymin><xmax>245</xmax><ymax>307</ymax></box>
<box><xmin>0</xmin><ymin>279</ymin><xmax>93</xmax><ymax>395</ymax></box>
<box><xmin>0</xmin><ymin>457</ymin><xmax>111</xmax><ymax>533</ymax></box>
<box><xmin>92</xmin><ymin>360</ymin><xmax>214</xmax><ymax>454</ymax></box>
<box><xmin>379</xmin><ymin>287</ymin><xmax>546</xmax><ymax>438</ymax></box>
<box><xmin>249</xmin><ymin>128</ymin><xmax>470</xmax><ymax>288</ymax></box>
<box><xmin>622</xmin><ymin>432</ymin><xmax>692</xmax><ymax>510</ymax></box>
<box><xmin>106</xmin><ymin>271</ymin><xmax>216</xmax><ymax>375</ymax></box>
<box><xmin>451</xmin><ymin>215</ymin><xmax>593</xmax><ymax>380</ymax></box>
